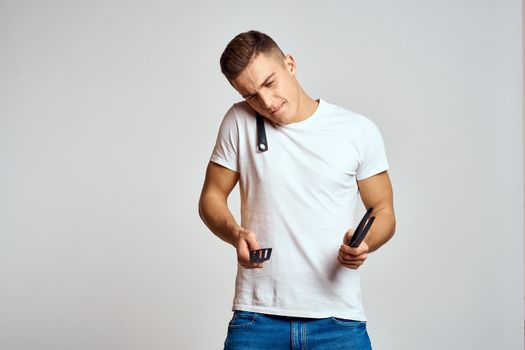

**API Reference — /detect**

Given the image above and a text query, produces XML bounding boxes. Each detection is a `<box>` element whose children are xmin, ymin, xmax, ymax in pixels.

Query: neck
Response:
<box><xmin>291</xmin><ymin>90</ymin><xmax>319</xmax><ymax>123</ymax></box>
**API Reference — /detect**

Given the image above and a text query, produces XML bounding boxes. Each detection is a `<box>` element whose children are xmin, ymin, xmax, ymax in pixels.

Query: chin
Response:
<box><xmin>274</xmin><ymin>111</ymin><xmax>292</xmax><ymax>125</ymax></box>
<box><xmin>270</xmin><ymin>114</ymin><xmax>290</xmax><ymax>125</ymax></box>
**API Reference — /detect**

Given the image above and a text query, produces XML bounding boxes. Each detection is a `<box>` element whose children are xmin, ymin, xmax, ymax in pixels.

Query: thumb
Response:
<box><xmin>245</xmin><ymin>231</ymin><xmax>261</xmax><ymax>251</ymax></box>
<box><xmin>344</xmin><ymin>228</ymin><xmax>356</xmax><ymax>244</ymax></box>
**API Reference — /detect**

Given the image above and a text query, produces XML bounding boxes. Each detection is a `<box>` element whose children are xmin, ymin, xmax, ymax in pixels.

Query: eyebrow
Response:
<box><xmin>241</xmin><ymin>73</ymin><xmax>276</xmax><ymax>99</ymax></box>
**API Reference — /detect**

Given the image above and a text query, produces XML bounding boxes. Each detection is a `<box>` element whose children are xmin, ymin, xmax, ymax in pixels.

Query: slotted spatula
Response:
<box><xmin>250</xmin><ymin>248</ymin><xmax>273</xmax><ymax>263</ymax></box>
<box><xmin>348</xmin><ymin>207</ymin><xmax>375</xmax><ymax>247</ymax></box>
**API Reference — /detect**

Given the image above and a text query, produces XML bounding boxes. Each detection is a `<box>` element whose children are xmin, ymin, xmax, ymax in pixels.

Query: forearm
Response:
<box><xmin>198</xmin><ymin>192</ymin><xmax>241</xmax><ymax>247</ymax></box>
<box><xmin>364</xmin><ymin>207</ymin><xmax>396</xmax><ymax>253</ymax></box>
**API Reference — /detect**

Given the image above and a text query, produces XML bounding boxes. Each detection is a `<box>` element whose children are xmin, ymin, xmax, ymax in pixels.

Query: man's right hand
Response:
<box><xmin>233</xmin><ymin>227</ymin><xmax>264</xmax><ymax>269</ymax></box>
<box><xmin>198</xmin><ymin>162</ymin><xmax>264</xmax><ymax>269</ymax></box>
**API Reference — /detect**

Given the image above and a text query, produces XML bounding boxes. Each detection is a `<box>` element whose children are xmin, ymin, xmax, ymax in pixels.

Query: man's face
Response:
<box><xmin>231</xmin><ymin>52</ymin><xmax>300</xmax><ymax>125</ymax></box>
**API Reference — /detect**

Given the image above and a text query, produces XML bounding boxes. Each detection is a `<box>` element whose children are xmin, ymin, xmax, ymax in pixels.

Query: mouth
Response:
<box><xmin>270</xmin><ymin>101</ymin><xmax>285</xmax><ymax>114</ymax></box>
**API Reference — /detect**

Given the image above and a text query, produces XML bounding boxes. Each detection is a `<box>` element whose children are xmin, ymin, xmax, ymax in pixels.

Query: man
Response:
<box><xmin>199</xmin><ymin>30</ymin><xmax>396</xmax><ymax>349</ymax></box>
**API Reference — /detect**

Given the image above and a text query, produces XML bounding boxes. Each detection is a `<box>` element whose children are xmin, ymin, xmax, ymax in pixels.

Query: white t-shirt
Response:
<box><xmin>210</xmin><ymin>98</ymin><xmax>389</xmax><ymax>320</ymax></box>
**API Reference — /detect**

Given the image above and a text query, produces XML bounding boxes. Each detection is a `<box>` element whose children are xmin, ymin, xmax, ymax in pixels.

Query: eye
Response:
<box><xmin>265</xmin><ymin>81</ymin><xmax>274</xmax><ymax>87</ymax></box>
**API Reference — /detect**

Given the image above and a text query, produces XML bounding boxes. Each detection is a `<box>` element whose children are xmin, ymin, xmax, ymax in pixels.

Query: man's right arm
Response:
<box><xmin>198</xmin><ymin>161</ymin><xmax>263</xmax><ymax>268</ymax></box>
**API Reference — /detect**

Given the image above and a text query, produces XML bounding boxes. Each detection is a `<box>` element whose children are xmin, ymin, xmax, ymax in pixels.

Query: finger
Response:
<box><xmin>339</xmin><ymin>246</ymin><xmax>368</xmax><ymax>258</ymax></box>
<box><xmin>339</xmin><ymin>245</ymin><xmax>361</xmax><ymax>258</ymax></box>
<box><xmin>338</xmin><ymin>255</ymin><xmax>366</xmax><ymax>264</ymax></box>
<box><xmin>239</xmin><ymin>254</ymin><xmax>264</xmax><ymax>268</ymax></box>
<box><xmin>240</xmin><ymin>263</ymin><xmax>264</xmax><ymax>269</ymax></box>
<box><xmin>245</xmin><ymin>231</ymin><xmax>261</xmax><ymax>251</ymax></box>
<box><xmin>241</xmin><ymin>258</ymin><xmax>264</xmax><ymax>268</ymax></box>
<box><xmin>340</xmin><ymin>243</ymin><xmax>369</xmax><ymax>256</ymax></box>
<box><xmin>338</xmin><ymin>250</ymin><xmax>368</xmax><ymax>262</ymax></box>
<box><xmin>237</xmin><ymin>232</ymin><xmax>258</xmax><ymax>258</ymax></box>
<box><xmin>237</xmin><ymin>242</ymin><xmax>255</xmax><ymax>267</ymax></box>
<box><xmin>337</xmin><ymin>255</ymin><xmax>364</xmax><ymax>269</ymax></box>
<box><xmin>239</xmin><ymin>251</ymin><xmax>264</xmax><ymax>269</ymax></box>
<box><xmin>343</xmin><ymin>228</ymin><xmax>355</xmax><ymax>244</ymax></box>
<box><xmin>337</xmin><ymin>257</ymin><xmax>360</xmax><ymax>269</ymax></box>
<box><xmin>238</xmin><ymin>248</ymin><xmax>266</xmax><ymax>269</ymax></box>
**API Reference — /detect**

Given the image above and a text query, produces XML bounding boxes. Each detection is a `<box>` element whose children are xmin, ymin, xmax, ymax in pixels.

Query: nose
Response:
<box><xmin>258</xmin><ymin>91</ymin><xmax>273</xmax><ymax>110</ymax></box>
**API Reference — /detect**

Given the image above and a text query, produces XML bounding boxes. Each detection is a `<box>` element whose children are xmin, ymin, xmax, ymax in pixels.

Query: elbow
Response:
<box><xmin>389</xmin><ymin>216</ymin><xmax>397</xmax><ymax>238</ymax></box>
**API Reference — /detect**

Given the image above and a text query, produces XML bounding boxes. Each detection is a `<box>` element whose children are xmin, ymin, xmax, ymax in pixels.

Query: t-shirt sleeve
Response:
<box><xmin>356</xmin><ymin>116</ymin><xmax>390</xmax><ymax>180</ymax></box>
<box><xmin>210</xmin><ymin>105</ymin><xmax>240</xmax><ymax>173</ymax></box>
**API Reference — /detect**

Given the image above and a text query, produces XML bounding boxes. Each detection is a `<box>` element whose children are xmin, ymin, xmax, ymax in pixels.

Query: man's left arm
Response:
<box><xmin>338</xmin><ymin>170</ymin><xmax>396</xmax><ymax>268</ymax></box>
<box><xmin>357</xmin><ymin>170</ymin><xmax>396</xmax><ymax>253</ymax></box>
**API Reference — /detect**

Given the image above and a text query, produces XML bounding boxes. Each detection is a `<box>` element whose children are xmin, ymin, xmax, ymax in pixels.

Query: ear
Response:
<box><xmin>283</xmin><ymin>54</ymin><xmax>296</xmax><ymax>76</ymax></box>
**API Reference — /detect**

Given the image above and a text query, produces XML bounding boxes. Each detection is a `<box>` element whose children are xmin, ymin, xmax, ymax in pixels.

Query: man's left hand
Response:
<box><xmin>337</xmin><ymin>228</ymin><xmax>369</xmax><ymax>269</ymax></box>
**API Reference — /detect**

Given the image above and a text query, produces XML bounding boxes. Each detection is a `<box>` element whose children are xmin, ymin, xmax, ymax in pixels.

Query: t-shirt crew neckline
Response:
<box><xmin>282</xmin><ymin>98</ymin><xmax>323</xmax><ymax>129</ymax></box>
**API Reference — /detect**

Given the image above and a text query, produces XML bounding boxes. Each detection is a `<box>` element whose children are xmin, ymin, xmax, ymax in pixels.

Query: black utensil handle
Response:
<box><xmin>349</xmin><ymin>216</ymin><xmax>375</xmax><ymax>247</ymax></box>
<box><xmin>250</xmin><ymin>248</ymin><xmax>273</xmax><ymax>263</ymax></box>
<box><xmin>348</xmin><ymin>208</ymin><xmax>374</xmax><ymax>246</ymax></box>
<box><xmin>352</xmin><ymin>207</ymin><xmax>373</xmax><ymax>238</ymax></box>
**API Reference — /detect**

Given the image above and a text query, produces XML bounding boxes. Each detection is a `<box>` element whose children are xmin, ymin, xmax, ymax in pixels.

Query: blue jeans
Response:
<box><xmin>224</xmin><ymin>310</ymin><xmax>372</xmax><ymax>350</ymax></box>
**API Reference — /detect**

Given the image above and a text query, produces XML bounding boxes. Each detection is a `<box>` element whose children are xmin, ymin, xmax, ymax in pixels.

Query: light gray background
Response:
<box><xmin>1</xmin><ymin>0</ymin><xmax>523</xmax><ymax>349</ymax></box>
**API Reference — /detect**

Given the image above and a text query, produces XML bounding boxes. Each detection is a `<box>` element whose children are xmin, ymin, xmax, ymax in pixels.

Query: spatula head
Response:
<box><xmin>250</xmin><ymin>248</ymin><xmax>273</xmax><ymax>263</ymax></box>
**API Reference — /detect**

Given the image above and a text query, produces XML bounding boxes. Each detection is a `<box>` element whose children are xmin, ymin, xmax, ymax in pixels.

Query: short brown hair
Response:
<box><xmin>220</xmin><ymin>30</ymin><xmax>285</xmax><ymax>82</ymax></box>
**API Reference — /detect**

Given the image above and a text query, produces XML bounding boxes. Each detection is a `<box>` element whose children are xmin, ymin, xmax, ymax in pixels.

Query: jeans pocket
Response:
<box><xmin>228</xmin><ymin>311</ymin><xmax>257</xmax><ymax>328</ymax></box>
<box><xmin>330</xmin><ymin>317</ymin><xmax>367</xmax><ymax>328</ymax></box>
